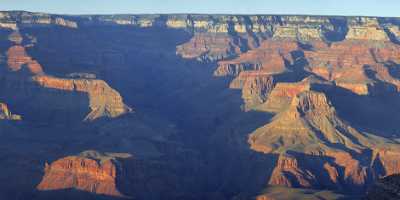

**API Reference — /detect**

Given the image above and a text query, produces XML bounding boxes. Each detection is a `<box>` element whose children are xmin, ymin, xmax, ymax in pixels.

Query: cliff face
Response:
<box><xmin>37</xmin><ymin>151</ymin><xmax>131</xmax><ymax>197</ymax></box>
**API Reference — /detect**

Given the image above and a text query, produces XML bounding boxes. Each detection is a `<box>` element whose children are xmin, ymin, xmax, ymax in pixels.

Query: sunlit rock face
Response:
<box><xmin>37</xmin><ymin>151</ymin><xmax>131</xmax><ymax>197</ymax></box>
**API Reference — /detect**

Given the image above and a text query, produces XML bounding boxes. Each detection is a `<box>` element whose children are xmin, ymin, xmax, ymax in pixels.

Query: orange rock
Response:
<box><xmin>33</xmin><ymin>75</ymin><xmax>132</xmax><ymax>121</ymax></box>
<box><xmin>229</xmin><ymin>71</ymin><xmax>274</xmax><ymax>110</ymax></box>
<box><xmin>37</xmin><ymin>151</ymin><xmax>132</xmax><ymax>197</ymax></box>
<box><xmin>214</xmin><ymin>40</ymin><xmax>298</xmax><ymax>76</ymax></box>
<box><xmin>176</xmin><ymin>33</ymin><xmax>237</xmax><ymax>61</ymax></box>
<box><xmin>6</xmin><ymin>45</ymin><xmax>44</xmax><ymax>74</ymax></box>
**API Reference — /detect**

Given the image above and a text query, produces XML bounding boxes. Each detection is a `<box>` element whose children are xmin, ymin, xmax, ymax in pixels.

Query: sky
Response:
<box><xmin>0</xmin><ymin>0</ymin><xmax>399</xmax><ymax>17</ymax></box>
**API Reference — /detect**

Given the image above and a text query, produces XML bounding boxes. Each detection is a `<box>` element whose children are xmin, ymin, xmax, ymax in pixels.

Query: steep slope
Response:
<box><xmin>248</xmin><ymin>90</ymin><xmax>400</xmax><ymax>191</ymax></box>
<box><xmin>249</xmin><ymin>91</ymin><xmax>372</xmax><ymax>153</ymax></box>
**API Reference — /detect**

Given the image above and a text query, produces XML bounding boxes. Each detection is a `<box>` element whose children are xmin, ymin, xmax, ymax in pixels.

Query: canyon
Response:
<box><xmin>0</xmin><ymin>11</ymin><xmax>400</xmax><ymax>199</ymax></box>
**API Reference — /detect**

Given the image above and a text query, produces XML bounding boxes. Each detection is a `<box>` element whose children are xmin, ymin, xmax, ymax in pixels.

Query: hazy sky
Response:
<box><xmin>0</xmin><ymin>0</ymin><xmax>399</xmax><ymax>17</ymax></box>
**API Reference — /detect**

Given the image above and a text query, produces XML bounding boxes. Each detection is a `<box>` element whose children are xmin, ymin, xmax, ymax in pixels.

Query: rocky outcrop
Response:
<box><xmin>176</xmin><ymin>33</ymin><xmax>239</xmax><ymax>61</ymax></box>
<box><xmin>229</xmin><ymin>71</ymin><xmax>274</xmax><ymax>110</ymax></box>
<box><xmin>257</xmin><ymin>77</ymin><xmax>314</xmax><ymax>113</ymax></box>
<box><xmin>214</xmin><ymin>40</ymin><xmax>298</xmax><ymax>76</ymax></box>
<box><xmin>37</xmin><ymin>151</ymin><xmax>132</xmax><ymax>197</ymax></box>
<box><xmin>33</xmin><ymin>75</ymin><xmax>132</xmax><ymax>121</ymax></box>
<box><xmin>249</xmin><ymin>91</ymin><xmax>370</xmax><ymax>154</ymax></box>
<box><xmin>0</xmin><ymin>103</ymin><xmax>21</xmax><ymax>120</ymax></box>
<box><xmin>248</xmin><ymin>90</ymin><xmax>400</xmax><ymax>190</ymax></box>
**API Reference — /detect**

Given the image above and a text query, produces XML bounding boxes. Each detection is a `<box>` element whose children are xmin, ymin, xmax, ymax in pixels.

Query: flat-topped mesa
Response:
<box><xmin>229</xmin><ymin>71</ymin><xmax>275</xmax><ymax>111</ymax></box>
<box><xmin>0</xmin><ymin>103</ymin><xmax>21</xmax><ymax>120</ymax></box>
<box><xmin>33</xmin><ymin>75</ymin><xmax>132</xmax><ymax>121</ymax></box>
<box><xmin>37</xmin><ymin>150</ymin><xmax>132</xmax><ymax>197</ymax></box>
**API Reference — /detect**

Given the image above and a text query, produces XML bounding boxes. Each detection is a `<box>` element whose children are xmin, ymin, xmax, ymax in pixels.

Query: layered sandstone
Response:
<box><xmin>229</xmin><ymin>71</ymin><xmax>274</xmax><ymax>110</ymax></box>
<box><xmin>248</xmin><ymin>90</ymin><xmax>400</xmax><ymax>190</ymax></box>
<box><xmin>176</xmin><ymin>33</ymin><xmax>239</xmax><ymax>61</ymax></box>
<box><xmin>214</xmin><ymin>40</ymin><xmax>298</xmax><ymax>76</ymax></box>
<box><xmin>249</xmin><ymin>91</ymin><xmax>372</xmax><ymax>154</ymax></box>
<box><xmin>37</xmin><ymin>151</ymin><xmax>132</xmax><ymax>197</ymax></box>
<box><xmin>256</xmin><ymin>77</ymin><xmax>318</xmax><ymax>112</ymax></box>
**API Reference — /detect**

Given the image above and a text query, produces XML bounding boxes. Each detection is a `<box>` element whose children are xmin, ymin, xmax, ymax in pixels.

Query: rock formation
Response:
<box><xmin>33</xmin><ymin>75</ymin><xmax>132</xmax><ymax>121</ymax></box>
<box><xmin>229</xmin><ymin>72</ymin><xmax>275</xmax><ymax>110</ymax></box>
<box><xmin>248</xmin><ymin>90</ymin><xmax>400</xmax><ymax>190</ymax></box>
<box><xmin>37</xmin><ymin>151</ymin><xmax>132</xmax><ymax>197</ymax></box>
<box><xmin>0</xmin><ymin>103</ymin><xmax>21</xmax><ymax>120</ymax></box>
<box><xmin>1</xmin><ymin>29</ymin><xmax>131</xmax><ymax>121</ymax></box>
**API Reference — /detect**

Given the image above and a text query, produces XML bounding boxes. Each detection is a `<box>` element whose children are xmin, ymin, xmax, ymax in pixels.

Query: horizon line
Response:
<box><xmin>1</xmin><ymin>10</ymin><xmax>400</xmax><ymax>18</ymax></box>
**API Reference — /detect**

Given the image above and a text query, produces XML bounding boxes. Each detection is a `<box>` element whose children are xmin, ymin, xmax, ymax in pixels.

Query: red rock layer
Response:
<box><xmin>37</xmin><ymin>155</ymin><xmax>124</xmax><ymax>197</ymax></box>
<box><xmin>248</xmin><ymin>90</ymin><xmax>400</xmax><ymax>190</ymax></box>
<box><xmin>229</xmin><ymin>71</ymin><xmax>274</xmax><ymax>110</ymax></box>
<box><xmin>303</xmin><ymin>41</ymin><xmax>400</xmax><ymax>94</ymax></box>
<box><xmin>176</xmin><ymin>33</ymin><xmax>238</xmax><ymax>61</ymax></box>
<box><xmin>266</xmin><ymin>150</ymin><xmax>400</xmax><ymax>191</ymax></box>
<box><xmin>257</xmin><ymin>77</ymin><xmax>313</xmax><ymax>112</ymax></box>
<box><xmin>214</xmin><ymin>40</ymin><xmax>298</xmax><ymax>76</ymax></box>
<box><xmin>212</xmin><ymin>38</ymin><xmax>400</xmax><ymax>95</ymax></box>
<box><xmin>6</xmin><ymin>45</ymin><xmax>44</xmax><ymax>74</ymax></box>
